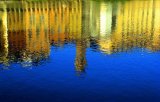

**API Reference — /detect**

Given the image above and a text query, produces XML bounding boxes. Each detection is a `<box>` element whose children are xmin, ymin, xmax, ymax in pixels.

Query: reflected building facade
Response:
<box><xmin>0</xmin><ymin>0</ymin><xmax>85</xmax><ymax>70</ymax></box>
<box><xmin>0</xmin><ymin>2</ymin><xmax>8</xmax><ymax>65</ymax></box>
<box><xmin>0</xmin><ymin>0</ymin><xmax>160</xmax><ymax>71</ymax></box>
<box><xmin>86</xmin><ymin>0</ymin><xmax>160</xmax><ymax>54</ymax></box>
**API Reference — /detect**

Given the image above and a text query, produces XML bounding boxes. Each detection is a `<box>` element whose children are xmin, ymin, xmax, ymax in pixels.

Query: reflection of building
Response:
<box><xmin>87</xmin><ymin>0</ymin><xmax>160</xmax><ymax>54</ymax></box>
<box><xmin>0</xmin><ymin>0</ymin><xmax>160</xmax><ymax>71</ymax></box>
<box><xmin>88</xmin><ymin>0</ymin><xmax>117</xmax><ymax>54</ymax></box>
<box><xmin>4</xmin><ymin>1</ymin><xmax>83</xmax><ymax>62</ymax></box>
<box><xmin>25</xmin><ymin>4</ymin><xmax>50</xmax><ymax>60</ymax></box>
<box><xmin>0</xmin><ymin>3</ymin><xmax>8</xmax><ymax>64</ymax></box>
<box><xmin>49</xmin><ymin>0</ymin><xmax>82</xmax><ymax>45</ymax></box>
<box><xmin>6</xmin><ymin>2</ymin><xmax>50</xmax><ymax>62</ymax></box>
<box><xmin>0</xmin><ymin>0</ymin><xmax>85</xmax><ymax>70</ymax></box>
<box><xmin>150</xmin><ymin>0</ymin><xmax>160</xmax><ymax>51</ymax></box>
<box><xmin>110</xmin><ymin>0</ymin><xmax>160</xmax><ymax>53</ymax></box>
<box><xmin>100</xmin><ymin>2</ymin><xmax>112</xmax><ymax>37</ymax></box>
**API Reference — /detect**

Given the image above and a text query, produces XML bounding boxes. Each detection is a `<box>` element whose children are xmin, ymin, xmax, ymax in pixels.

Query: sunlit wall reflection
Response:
<box><xmin>0</xmin><ymin>0</ymin><xmax>160</xmax><ymax>71</ymax></box>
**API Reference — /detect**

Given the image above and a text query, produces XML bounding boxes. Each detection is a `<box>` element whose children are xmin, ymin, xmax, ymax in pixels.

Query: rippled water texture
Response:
<box><xmin>0</xmin><ymin>0</ymin><xmax>160</xmax><ymax>102</ymax></box>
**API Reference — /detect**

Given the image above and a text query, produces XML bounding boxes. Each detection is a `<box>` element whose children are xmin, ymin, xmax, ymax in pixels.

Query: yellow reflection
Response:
<box><xmin>0</xmin><ymin>0</ymin><xmax>160</xmax><ymax>72</ymax></box>
<box><xmin>0</xmin><ymin>0</ymin><xmax>84</xmax><ymax>70</ymax></box>
<box><xmin>99</xmin><ymin>39</ymin><xmax>112</xmax><ymax>54</ymax></box>
<box><xmin>0</xmin><ymin>3</ymin><xmax>8</xmax><ymax>65</ymax></box>
<box><xmin>98</xmin><ymin>0</ymin><xmax>160</xmax><ymax>54</ymax></box>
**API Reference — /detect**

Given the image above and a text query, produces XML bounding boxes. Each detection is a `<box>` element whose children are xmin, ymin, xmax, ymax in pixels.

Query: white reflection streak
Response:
<box><xmin>100</xmin><ymin>3</ymin><xmax>112</xmax><ymax>37</ymax></box>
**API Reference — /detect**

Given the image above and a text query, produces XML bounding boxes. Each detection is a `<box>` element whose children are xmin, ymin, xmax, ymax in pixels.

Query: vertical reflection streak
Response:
<box><xmin>0</xmin><ymin>3</ymin><xmax>8</xmax><ymax>65</ymax></box>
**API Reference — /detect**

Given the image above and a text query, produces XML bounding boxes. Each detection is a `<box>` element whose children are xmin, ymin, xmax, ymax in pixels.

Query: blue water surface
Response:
<box><xmin>1</xmin><ymin>0</ymin><xmax>160</xmax><ymax>102</ymax></box>
<box><xmin>0</xmin><ymin>45</ymin><xmax>160</xmax><ymax>102</ymax></box>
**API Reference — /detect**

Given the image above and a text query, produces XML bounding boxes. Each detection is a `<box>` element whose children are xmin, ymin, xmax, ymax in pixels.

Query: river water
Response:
<box><xmin>0</xmin><ymin>0</ymin><xmax>160</xmax><ymax>102</ymax></box>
